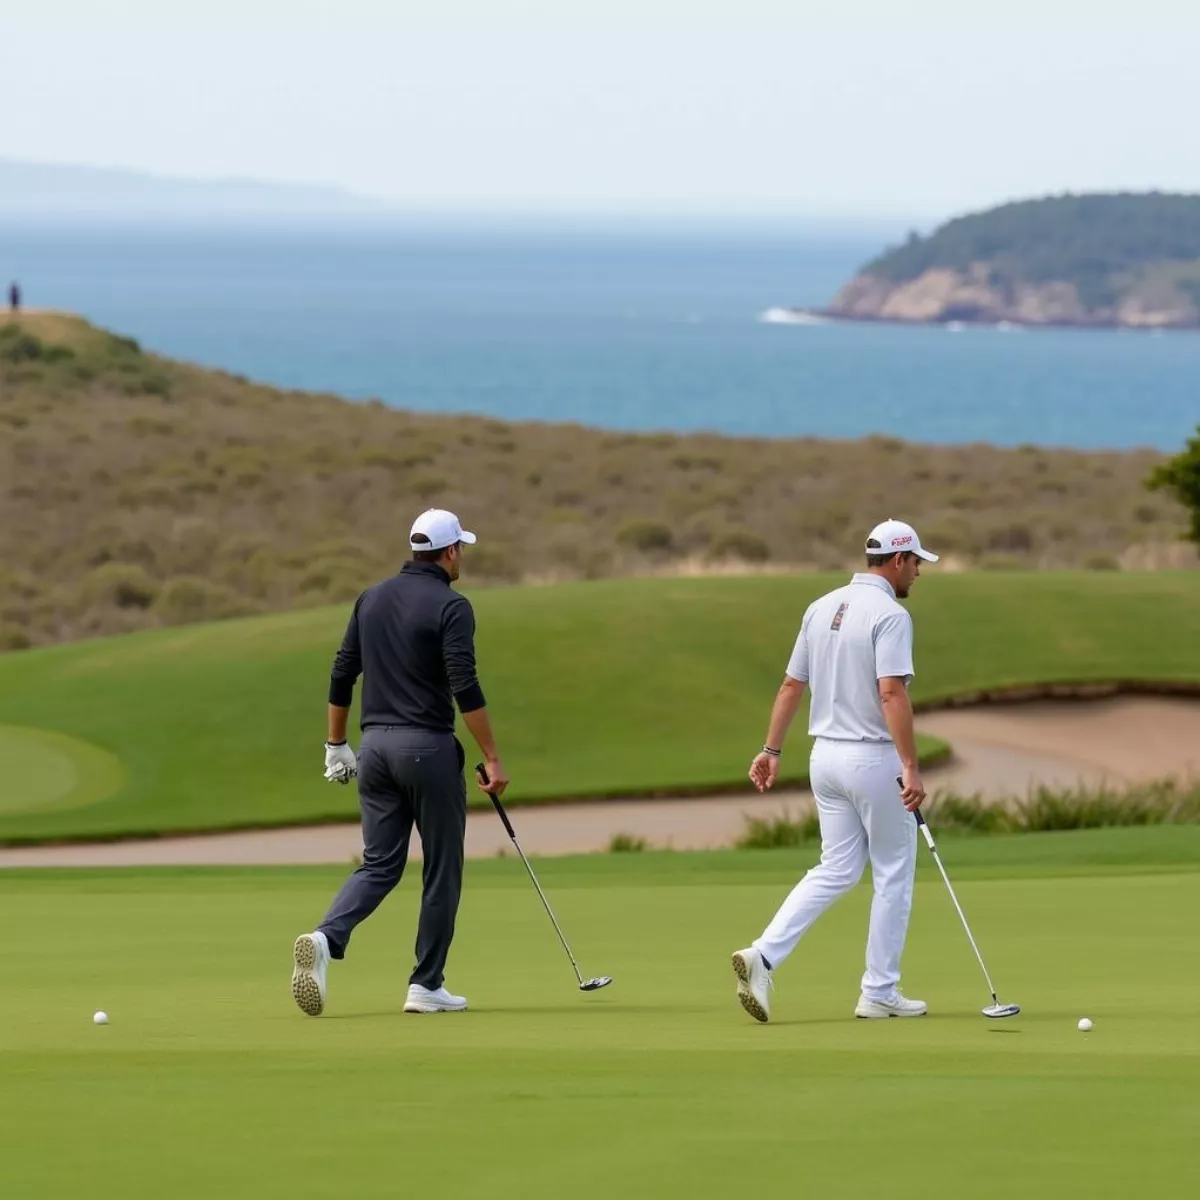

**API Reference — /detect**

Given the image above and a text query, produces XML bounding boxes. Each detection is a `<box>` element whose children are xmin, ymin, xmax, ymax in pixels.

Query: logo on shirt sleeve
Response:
<box><xmin>830</xmin><ymin>601</ymin><xmax>849</xmax><ymax>631</ymax></box>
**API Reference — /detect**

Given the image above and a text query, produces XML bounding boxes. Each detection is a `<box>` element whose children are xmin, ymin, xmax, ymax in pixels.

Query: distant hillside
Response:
<box><xmin>814</xmin><ymin>193</ymin><xmax>1200</xmax><ymax>328</ymax></box>
<box><xmin>0</xmin><ymin>159</ymin><xmax>393</xmax><ymax>219</ymax></box>
<box><xmin>0</xmin><ymin>313</ymin><xmax>1191</xmax><ymax>650</ymax></box>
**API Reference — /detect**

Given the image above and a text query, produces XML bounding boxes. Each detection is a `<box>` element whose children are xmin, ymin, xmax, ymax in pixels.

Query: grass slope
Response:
<box><xmin>0</xmin><ymin>572</ymin><xmax>1197</xmax><ymax>843</ymax></box>
<box><xmin>1</xmin><ymin>830</ymin><xmax>1196</xmax><ymax>1199</ymax></box>
<box><xmin>1</xmin><ymin>312</ymin><xmax>1190</xmax><ymax>651</ymax></box>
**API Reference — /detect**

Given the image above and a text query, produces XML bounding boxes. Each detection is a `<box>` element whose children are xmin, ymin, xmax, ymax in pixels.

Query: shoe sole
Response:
<box><xmin>731</xmin><ymin>952</ymin><xmax>769</xmax><ymax>1024</ymax></box>
<box><xmin>854</xmin><ymin>1007</ymin><xmax>927</xmax><ymax>1019</ymax></box>
<box><xmin>403</xmin><ymin>1003</ymin><xmax>468</xmax><ymax>1014</ymax></box>
<box><xmin>292</xmin><ymin>935</ymin><xmax>325</xmax><ymax>1017</ymax></box>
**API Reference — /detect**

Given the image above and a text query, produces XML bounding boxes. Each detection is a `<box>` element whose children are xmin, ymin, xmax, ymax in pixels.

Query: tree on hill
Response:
<box><xmin>866</xmin><ymin>192</ymin><xmax>1200</xmax><ymax>287</ymax></box>
<box><xmin>1146</xmin><ymin>425</ymin><xmax>1200</xmax><ymax>552</ymax></box>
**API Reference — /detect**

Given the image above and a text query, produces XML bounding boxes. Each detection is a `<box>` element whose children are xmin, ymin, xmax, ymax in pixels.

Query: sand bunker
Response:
<box><xmin>0</xmin><ymin>696</ymin><xmax>1195</xmax><ymax>868</ymax></box>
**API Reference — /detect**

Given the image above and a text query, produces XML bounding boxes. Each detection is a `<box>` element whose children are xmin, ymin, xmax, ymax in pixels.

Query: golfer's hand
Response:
<box><xmin>749</xmin><ymin>751</ymin><xmax>780</xmax><ymax>793</ymax></box>
<box><xmin>324</xmin><ymin>741</ymin><xmax>357</xmax><ymax>784</ymax></box>
<box><xmin>476</xmin><ymin>757</ymin><xmax>509</xmax><ymax>798</ymax></box>
<box><xmin>899</xmin><ymin>764</ymin><xmax>926</xmax><ymax>811</ymax></box>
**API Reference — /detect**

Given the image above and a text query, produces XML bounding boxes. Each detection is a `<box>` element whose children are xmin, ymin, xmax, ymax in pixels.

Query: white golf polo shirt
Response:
<box><xmin>785</xmin><ymin>573</ymin><xmax>915</xmax><ymax>743</ymax></box>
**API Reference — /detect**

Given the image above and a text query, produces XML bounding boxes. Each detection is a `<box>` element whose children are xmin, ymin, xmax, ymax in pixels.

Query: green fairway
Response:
<box><xmin>0</xmin><ymin>571</ymin><xmax>1197</xmax><ymax>842</ymax></box>
<box><xmin>2</xmin><ymin>829</ymin><xmax>1198</xmax><ymax>1198</ymax></box>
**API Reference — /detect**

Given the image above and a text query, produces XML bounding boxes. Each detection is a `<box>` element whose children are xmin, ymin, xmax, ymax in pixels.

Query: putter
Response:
<box><xmin>475</xmin><ymin>764</ymin><xmax>613</xmax><ymax>993</ymax></box>
<box><xmin>898</xmin><ymin>778</ymin><xmax>1020</xmax><ymax>1019</ymax></box>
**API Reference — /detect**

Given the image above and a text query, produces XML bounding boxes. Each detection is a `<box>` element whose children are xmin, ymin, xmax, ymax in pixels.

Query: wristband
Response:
<box><xmin>762</xmin><ymin>745</ymin><xmax>781</xmax><ymax>757</ymax></box>
<box><xmin>325</xmin><ymin>740</ymin><xmax>347</xmax><ymax>748</ymax></box>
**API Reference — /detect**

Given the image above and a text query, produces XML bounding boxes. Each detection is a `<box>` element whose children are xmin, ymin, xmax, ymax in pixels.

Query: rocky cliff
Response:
<box><xmin>797</xmin><ymin>192</ymin><xmax>1200</xmax><ymax>329</ymax></box>
<box><xmin>826</xmin><ymin>262</ymin><xmax>1200</xmax><ymax>328</ymax></box>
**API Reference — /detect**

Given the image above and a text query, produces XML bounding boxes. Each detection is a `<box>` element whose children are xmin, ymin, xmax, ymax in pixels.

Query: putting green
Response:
<box><xmin>0</xmin><ymin>829</ymin><xmax>1197</xmax><ymax>1198</ymax></box>
<box><xmin>0</xmin><ymin>571</ymin><xmax>1197</xmax><ymax>843</ymax></box>
<box><xmin>0</xmin><ymin>724</ymin><xmax>124</xmax><ymax>813</ymax></box>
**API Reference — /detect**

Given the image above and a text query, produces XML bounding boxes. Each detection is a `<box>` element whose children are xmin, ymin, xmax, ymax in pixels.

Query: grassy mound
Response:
<box><xmin>2</xmin><ymin>829</ymin><xmax>1198</xmax><ymax>1198</ymax></box>
<box><xmin>1</xmin><ymin>312</ymin><xmax>1191</xmax><ymax>651</ymax></box>
<box><xmin>0</xmin><ymin>571</ymin><xmax>1196</xmax><ymax>844</ymax></box>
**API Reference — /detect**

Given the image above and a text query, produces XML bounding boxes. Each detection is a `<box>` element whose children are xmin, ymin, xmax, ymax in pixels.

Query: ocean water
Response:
<box><xmin>1</xmin><ymin>220</ymin><xmax>1196</xmax><ymax>451</ymax></box>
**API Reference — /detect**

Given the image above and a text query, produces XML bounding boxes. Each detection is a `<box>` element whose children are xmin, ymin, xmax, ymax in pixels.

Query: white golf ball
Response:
<box><xmin>1077</xmin><ymin>1017</ymin><xmax>1093</xmax><ymax>1032</ymax></box>
<box><xmin>93</xmin><ymin>1011</ymin><xmax>108</xmax><ymax>1026</ymax></box>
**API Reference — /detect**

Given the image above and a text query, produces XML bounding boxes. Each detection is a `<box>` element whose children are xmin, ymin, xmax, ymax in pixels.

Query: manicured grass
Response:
<box><xmin>1</xmin><ymin>830</ymin><xmax>1197</xmax><ymax>1199</ymax></box>
<box><xmin>0</xmin><ymin>571</ymin><xmax>1197</xmax><ymax>842</ymax></box>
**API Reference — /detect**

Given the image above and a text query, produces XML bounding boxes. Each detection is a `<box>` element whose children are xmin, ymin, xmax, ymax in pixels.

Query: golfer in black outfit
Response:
<box><xmin>291</xmin><ymin>508</ymin><xmax>509</xmax><ymax>1016</ymax></box>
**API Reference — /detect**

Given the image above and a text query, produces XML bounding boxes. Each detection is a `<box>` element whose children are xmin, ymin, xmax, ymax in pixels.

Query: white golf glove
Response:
<box><xmin>324</xmin><ymin>741</ymin><xmax>358</xmax><ymax>784</ymax></box>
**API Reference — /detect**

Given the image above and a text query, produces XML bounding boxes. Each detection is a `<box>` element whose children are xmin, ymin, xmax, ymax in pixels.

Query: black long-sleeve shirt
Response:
<box><xmin>328</xmin><ymin>561</ymin><xmax>486</xmax><ymax>732</ymax></box>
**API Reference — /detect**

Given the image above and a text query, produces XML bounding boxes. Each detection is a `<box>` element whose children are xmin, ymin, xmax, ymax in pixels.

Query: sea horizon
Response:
<box><xmin>2</xmin><ymin>217</ymin><xmax>1196</xmax><ymax>452</ymax></box>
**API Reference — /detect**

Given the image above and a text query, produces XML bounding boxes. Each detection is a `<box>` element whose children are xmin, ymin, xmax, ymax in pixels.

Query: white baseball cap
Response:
<box><xmin>409</xmin><ymin>508</ymin><xmax>477</xmax><ymax>551</ymax></box>
<box><xmin>865</xmin><ymin>518</ymin><xmax>939</xmax><ymax>562</ymax></box>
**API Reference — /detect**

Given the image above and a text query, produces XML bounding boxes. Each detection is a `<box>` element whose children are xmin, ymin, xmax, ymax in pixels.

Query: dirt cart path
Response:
<box><xmin>1</xmin><ymin>697</ymin><xmax>1195</xmax><ymax>867</ymax></box>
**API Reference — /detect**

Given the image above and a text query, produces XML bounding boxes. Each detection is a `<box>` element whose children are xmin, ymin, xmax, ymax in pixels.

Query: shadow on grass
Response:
<box><xmin>764</xmin><ymin>1011</ymin><xmax>1026</xmax><ymax>1029</ymax></box>
<box><xmin>316</xmin><ymin>1002</ymin><xmax>712</xmax><ymax>1020</ymax></box>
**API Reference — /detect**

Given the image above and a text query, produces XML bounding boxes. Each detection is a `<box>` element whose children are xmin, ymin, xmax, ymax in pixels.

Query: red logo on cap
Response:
<box><xmin>894</xmin><ymin>535</ymin><xmax>913</xmax><ymax>546</ymax></box>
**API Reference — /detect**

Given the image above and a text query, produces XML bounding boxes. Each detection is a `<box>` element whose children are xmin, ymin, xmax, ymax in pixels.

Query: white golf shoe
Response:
<box><xmin>404</xmin><ymin>984</ymin><xmax>468</xmax><ymax>1014</ymax></box>
<box><xmin>731</xmin><ymin>947</ymin><xmax>774</xmax><ymax>1023</ymax></box>
<box><xmin>292</xmin><ymin>931</ymin><xmax>330</xmax><ymax>1017</ymax></box>
<box><xmin>854</xmin><ymin>991</ymin><xmax>927</xmax><ymax>1019</ymax></box>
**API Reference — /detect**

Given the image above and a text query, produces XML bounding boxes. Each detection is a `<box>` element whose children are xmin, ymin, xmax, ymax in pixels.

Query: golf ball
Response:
<box><xmin>1077</xmin><ymin>1017</ymin><xmax>1093</xmax><ymax>1032</ymax></box>
<box><xmin>93</xmin><ymin>1011</ymin><xmax>109</xmax><ymax>1026</ymax></box>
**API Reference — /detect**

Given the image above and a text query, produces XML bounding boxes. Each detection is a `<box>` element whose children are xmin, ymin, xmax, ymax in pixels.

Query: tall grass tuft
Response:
<box><xmin>735</xmin><ymin>778</ymin><xmax>1200</xmax><ymax>847</ymax></box>
<box><xmin>608</xmin><ymin>832</ymin><xmax>649</xmax><ymax>853</ymax></box>
<box><xmin>736</xmin><ymin>809</ymin><xmax>821</xmax><ymax>848</ymax></box>
<box><xmin>928</xmin><ymin>778</ymin><xmax>1200</xmax><ymax>833</ymax></box>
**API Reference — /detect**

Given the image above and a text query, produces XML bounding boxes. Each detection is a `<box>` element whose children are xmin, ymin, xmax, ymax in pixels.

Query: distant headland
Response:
<box><xmin>770</xmin><ymin>192</ymin><xmax>1200</xmax><ymax>330</ymax></box>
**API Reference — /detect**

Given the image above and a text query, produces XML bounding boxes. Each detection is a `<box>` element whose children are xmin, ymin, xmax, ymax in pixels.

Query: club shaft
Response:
<box><xmin>478</xmin><ymin>765</ymin><xmax>587</xmax><ymax>986</ymax></box>
<box><xmin>507</xmin><ymin>828</ymin><xmax>586</xmax><ymax>986</ymax></box>
<box><xmin>925</xmin><ymin>841</ymin><xmax>999</xmax><ymax>999</ymax></box>
<box><xmin>908</xmin><ymin>799</ymin><xmax>1003</xmax><ymax>1002</ymax></box>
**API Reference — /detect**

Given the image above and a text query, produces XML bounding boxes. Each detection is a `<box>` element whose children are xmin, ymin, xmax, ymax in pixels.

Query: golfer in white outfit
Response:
<box><xmin>732</xmin><ymin>519</ymin><xmax>938</xmax><ymax>1023</ymax></box>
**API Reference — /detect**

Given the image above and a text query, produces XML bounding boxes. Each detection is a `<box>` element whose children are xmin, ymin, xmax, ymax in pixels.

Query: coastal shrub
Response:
<box><xmin>0</xmin><ymin>624</ymin><xmax>32</xmax><ymax>652</ymax></box>
<box><xmin>153</xmin><ymin>577</ymin><xmax>248</xmax><ymax>626</ymax></box>
<box><xmin>986</xmin><ymin>522</ymin><xmax>1036</xmax><ymax>553</ymax></box>
<box><xmin>461</xmin><ymin>544</ymin><xmax>522</xmax><ymax>583</ymax></box>
<box><xmin>617</xmin><ymin>519</ymin><xmax>675</xmax><ymax>554</ymax></box>
<box><xmin>735</xmin><ymin>780</ymin><xmax>1200</xmax><ymax>847</ymax></box>
<box><xmin>0</xmin><ymin>331</ymin><xmax>44</xmax><ymax>363</ymax></box>
<box><xmin>710</xmin><ymin>529</ymin><xmax>771</xmax><ymax>563</ymax></box>
<box><xmin>82</xmin><ymin>563</ymin><xmax>160</xmax><ymax>610</ymax></box>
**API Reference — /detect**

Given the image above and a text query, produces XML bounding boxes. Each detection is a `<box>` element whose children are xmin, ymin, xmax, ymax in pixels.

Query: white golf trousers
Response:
<box><xmin>753</xmin><ymin>738</ymin><xmax>918</xmax><ymax>1001</ymax></box>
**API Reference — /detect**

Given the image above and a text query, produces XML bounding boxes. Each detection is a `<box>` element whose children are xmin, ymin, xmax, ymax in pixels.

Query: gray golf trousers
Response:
<box><xmin>318</xmin><ymin>727</ymin><xmax>467</xmax><ymax>990</ymax></box>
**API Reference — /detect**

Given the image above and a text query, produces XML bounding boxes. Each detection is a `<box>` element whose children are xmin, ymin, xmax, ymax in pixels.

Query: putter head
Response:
<box><xmin>983</xmin><ymin>1002</ymin><xmax>1021</xmax><ymax>1018</ymax></box>
<box><xmin>580</xmin><ymin>976</ymin><xmax>613</xmax><ymax>991</ymax></box>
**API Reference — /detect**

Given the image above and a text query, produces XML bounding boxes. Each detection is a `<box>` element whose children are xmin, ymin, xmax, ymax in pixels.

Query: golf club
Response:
<box><xmin>898</xmin><ymin>778</ymin><xmax>1020</xmax><ymax>1019</ymax></box>
<box><xmin>475</xmin><ymin>764</ymin><xmax>613</xmax><ymax>993</ymax></box>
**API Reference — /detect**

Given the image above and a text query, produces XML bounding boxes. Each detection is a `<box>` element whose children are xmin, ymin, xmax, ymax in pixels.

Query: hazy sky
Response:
<box><xmin>4</xmin><ymin>0</ymin><xmax>1197</xmax><ymax>222</ymax></box>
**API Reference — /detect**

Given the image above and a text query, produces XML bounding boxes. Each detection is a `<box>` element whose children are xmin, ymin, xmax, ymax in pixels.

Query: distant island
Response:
<box><xmin>0</xmin><ymin>158</ymin><xmax>394</xmax><ymax>220</ymax></box>
<box><xmin>773</xmin><ymin>192</ymin><xmax>1200</xmax><ymax>329</ymax></box>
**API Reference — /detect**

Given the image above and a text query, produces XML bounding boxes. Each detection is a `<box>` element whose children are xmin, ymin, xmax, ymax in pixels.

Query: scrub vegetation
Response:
<box><xmin>1</xmin><ymin>313</ymin><xmax>1191</xmax><ymax>651</ymax></box>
